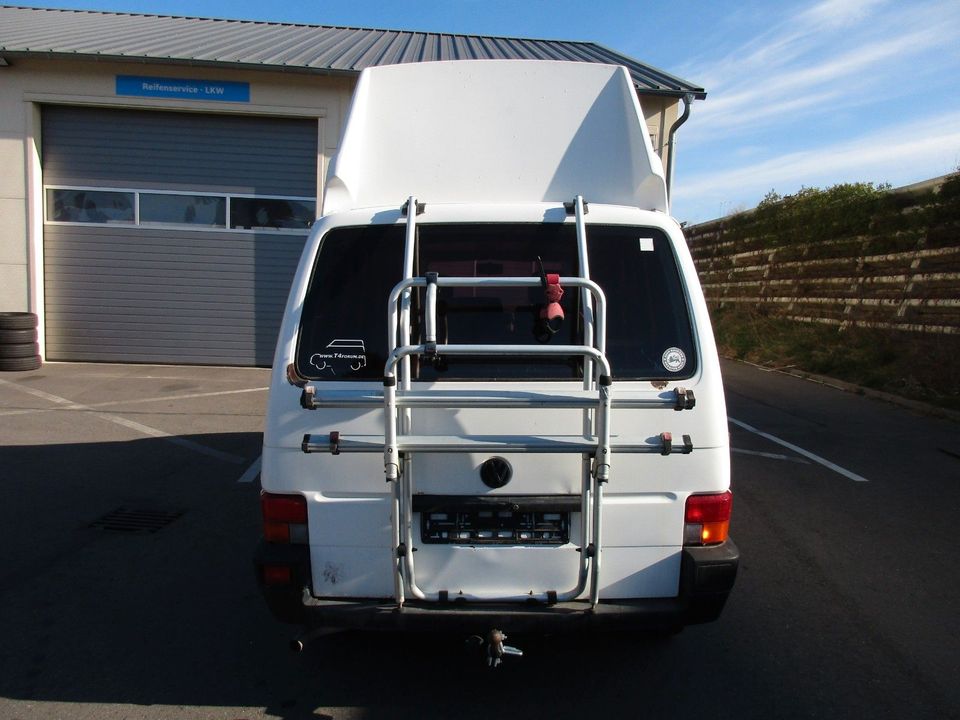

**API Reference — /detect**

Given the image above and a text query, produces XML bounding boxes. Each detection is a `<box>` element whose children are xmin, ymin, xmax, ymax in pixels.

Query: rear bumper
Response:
<box><xmin>255</xmin><ymin>538</ymin><xmax>739</xmax><ymax>631</ymax></box>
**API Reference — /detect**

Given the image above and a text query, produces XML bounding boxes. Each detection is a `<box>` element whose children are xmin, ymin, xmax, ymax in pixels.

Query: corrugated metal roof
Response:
<box><xmin>0</xmin><ymin>5</ymin><xmax>706</xmax><ymax>98</ymax></box>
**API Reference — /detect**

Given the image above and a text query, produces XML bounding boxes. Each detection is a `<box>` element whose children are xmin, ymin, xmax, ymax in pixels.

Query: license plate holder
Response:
<box><xmin>414</xmin><ymin>495</ymin><xmax>575</xmax><ymax>545</ymax></box>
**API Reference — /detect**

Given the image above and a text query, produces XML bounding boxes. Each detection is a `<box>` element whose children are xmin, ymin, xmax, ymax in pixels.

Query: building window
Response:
<box><xmin>140</xmin><ymin>193</ymin><xmax>226</xmax><ymax>227</ymax></box>
<box><xmin>230</xmin><ymin>197</ymin><xmax>315</xmax><ymax>231</ymax></box>
<box><xmin>45</xmin><ymin>186</ymin><xmax>316</xmax><ymax>233</ymax></box>
<box><xmin>46</xmin><ymin>188</ymin><xmax>135</xmax><ymax>224</ymax></box>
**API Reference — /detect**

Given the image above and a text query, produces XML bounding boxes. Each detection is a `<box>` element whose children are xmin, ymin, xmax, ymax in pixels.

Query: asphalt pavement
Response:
<box><xmin>0</xmin><ymin>360</ymin><xmax>957</xmax><ymax>720</ymax></box>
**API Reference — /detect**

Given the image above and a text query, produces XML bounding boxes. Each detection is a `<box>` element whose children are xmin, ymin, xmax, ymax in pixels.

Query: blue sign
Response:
<box><xmin>116</xmin><ymin>75</ymin><xmax>250</xmax><ymax>102</ymax></box>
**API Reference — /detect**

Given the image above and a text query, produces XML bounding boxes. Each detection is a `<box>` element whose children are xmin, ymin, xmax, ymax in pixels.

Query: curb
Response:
<box><xmin>727</xmin><ymin>358</ymin><xmax>960</xmax><ymax>424</ymax></box>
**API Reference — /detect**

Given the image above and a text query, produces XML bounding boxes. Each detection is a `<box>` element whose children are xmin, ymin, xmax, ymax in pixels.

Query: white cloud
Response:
<box><xmin>667</xmin><ymin>0</ymin><xmax>960</xmax><ymax>222</ymax></box>
<box><xmin>698</xmin><ymin>26</ymin><xmax>938</xmax><ymax>119</ymax></box>
<box><xmin>688</xmin><ymin>89</ymin><xmax>841</xmax><ymax>141</ymax></box>
<box><xmin>672</xmin><ymin>112</ymin><xmax>960</xmax><ymax>222</ymax></box>
<box><xmin>682</xmin><ymin>1</ymin><xmax>960</xmax><ymax>139</ymax></box>
<box><xmin>799</xmin><ymin>0</ymin><xmax>890</xmax><ymax>28</ymax></box>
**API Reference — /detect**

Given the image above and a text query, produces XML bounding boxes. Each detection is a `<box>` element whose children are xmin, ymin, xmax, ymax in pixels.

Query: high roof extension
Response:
<box><xmin>324</xmin><ymin>61</ymin><xmax>669</xmax><ymax>213</ymax></box>
<box><xmin>0</xmin><ymin>5</ymin><xmax>706</xmax><ymax>99</ymax></box>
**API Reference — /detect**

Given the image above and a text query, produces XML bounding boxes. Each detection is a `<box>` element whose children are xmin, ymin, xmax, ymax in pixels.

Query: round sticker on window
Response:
<box><xmin>662</xmin><ymin>347</ymin><xmax>686</xmax><ymax>373</ymax></box>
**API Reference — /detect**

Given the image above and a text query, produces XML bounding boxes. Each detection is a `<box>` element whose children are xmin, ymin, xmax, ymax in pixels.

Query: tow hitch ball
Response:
<box><xmin>467</xmin><ymin>629</ymin><xmax>523</xmax><ymax>668</ymax></box>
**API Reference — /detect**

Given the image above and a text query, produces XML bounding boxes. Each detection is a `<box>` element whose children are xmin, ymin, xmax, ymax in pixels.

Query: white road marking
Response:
<box><xmin>91</xmin><ymin>412</ymin><xmax>246</xmax><ymax>465</ymax></box>
<box><xmin>0</xmin><ymin>386</ymin><xmax>268</xmax><ymax>417</ymax></box>
<box><xmin>0</xmin><ymin>378</ymin><xmax>246</xmax><ymax>465</ymax></box>
<box><xmin>0</xmin><ymin>380</ymin><xmax>85</xmax><ymax>410</ymax></box>
<box><xmin>731</xmin><ymin>447</ymin><xmax>811</xmax><ymax>464</ymax></box>
<box><xmin>728</xmin><ymin>416</ymin><xmax>869</xmax><ymax>482</ymax></box>
<box><xmin>238</xmin><ymin>455</ymin><xmax>262</xmax><ymax>484</ymax></box>
<box><xmin>739</xmin><ymin>359</ymin><xmax>798</xmax><ymax>373</ymax></box>
<box><xmin>89</xmin><ymin>386</ymin><xmax>269</xmax><ymax>408</ymax></box>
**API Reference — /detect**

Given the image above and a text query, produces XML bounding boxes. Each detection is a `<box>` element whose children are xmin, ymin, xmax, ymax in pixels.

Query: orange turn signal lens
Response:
<box><xmin>699</xmin><ymin>520</ymin><xmax>730</xmax><ymax>545</ymax></box>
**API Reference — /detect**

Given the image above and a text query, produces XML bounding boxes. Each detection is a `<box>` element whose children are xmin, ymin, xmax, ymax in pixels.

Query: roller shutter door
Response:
<box><xmin>41</xmin><ymin>106</ymin><xmax>318</xmax><ymax>366</ymax></box>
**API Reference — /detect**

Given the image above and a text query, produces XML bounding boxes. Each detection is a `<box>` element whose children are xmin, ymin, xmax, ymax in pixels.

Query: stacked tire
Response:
<box><xmin>0</xmin><ymin>312</ymin><xmax>42</xmax><ymax>372</ymax></box>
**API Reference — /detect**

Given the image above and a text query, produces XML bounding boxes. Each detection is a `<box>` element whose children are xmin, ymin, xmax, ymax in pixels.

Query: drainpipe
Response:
<box><xmin>665</xmin><ymin>92</ymin><xmax>695</xmax><ymax>202</ymax></box>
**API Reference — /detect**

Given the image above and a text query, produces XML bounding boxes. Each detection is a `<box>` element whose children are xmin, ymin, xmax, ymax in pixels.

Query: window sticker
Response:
<box><xmin>310</xmin><ymin>339</ymin><xmax>368</xmax><ymax>376</ymax></box>
<box><xmin>662</xmin><ymin>347</ymin><xmax>687</xmax><ymax>373</ymax></box>
<box><xmin>639</xmin><ymin>237</ymin><xmax>655</xmax><ymax>252</ymax></box>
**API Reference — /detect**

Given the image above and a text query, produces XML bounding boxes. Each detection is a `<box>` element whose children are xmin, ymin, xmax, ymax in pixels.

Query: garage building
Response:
<box><xmin>0</xmin><ymin>5</ymin><xmax>705</xmax><ymax>366</ymax></box>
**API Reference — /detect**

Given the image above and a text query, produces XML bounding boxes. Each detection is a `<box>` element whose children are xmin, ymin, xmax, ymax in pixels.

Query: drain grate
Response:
<box><xmin>90</xmin><ymin>507</ymin><xmax>184</xmax><ymax>534</ymax></box>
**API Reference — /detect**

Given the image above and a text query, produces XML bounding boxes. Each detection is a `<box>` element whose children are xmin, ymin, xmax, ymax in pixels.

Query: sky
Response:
<box><xmin>11</xmin><ymin>0</ymin><xmax>960</xmax><ymax>223</ymax></box>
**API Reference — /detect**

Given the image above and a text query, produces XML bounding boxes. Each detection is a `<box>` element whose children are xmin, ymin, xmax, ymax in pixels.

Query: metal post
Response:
<box><xmin>590</xmin><ymin>480</ymin><xmax>603</xmax><ymax>607</ymax></box>
<box><xmin>394</xmin><ymin>197</ymin><xmax>419</xmax><ymax>605</ymax></box>
<box><xmin>384</xmin><ymin>375</ymin><xmax>399</xmax><ymax>481</ymax></box>
<box><xmin>424</xmin><ymin>273</ymin><xmax>438</xmax><ymax>344</ymax></box>
<box><xmin>574</xmin><ymin>195</ymin><xmax>594</xmax><ymax>386</ymax></box>
<box><xmin>574</xmin><ymin>194</ymin><xmax>599</xmax><ymax>605</ymax></box>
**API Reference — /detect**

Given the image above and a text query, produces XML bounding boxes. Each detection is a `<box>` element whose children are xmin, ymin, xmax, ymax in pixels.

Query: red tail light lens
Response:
<box><xmin>684</xmin><ymin>491</ymin><xmax>732</xmax><ymax>546</ymax></box>
<box><xmin>262</xmin><ymin>492</ymin><xmax>307</xmax><ymax>523</ymax></box>
<box><xmin>261</xmin><ymin>491</ymin><xmax>308</xmax><ymax>544</ymax></box>
<box><xmin>262</xmin><ymin>564</ymin><xmax>293</xmax><ymax>585</ymax></box>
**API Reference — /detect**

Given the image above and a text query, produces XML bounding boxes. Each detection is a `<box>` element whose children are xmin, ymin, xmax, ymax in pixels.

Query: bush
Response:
<box><xmin>710</xmin><ymin>305</ymin><xmax>960</xmax><ymax>411</ymax></box>
<box><xmin>693</xmin><ymin>174</ymin><xmax>960</xmax><ymax>411</ymax></box>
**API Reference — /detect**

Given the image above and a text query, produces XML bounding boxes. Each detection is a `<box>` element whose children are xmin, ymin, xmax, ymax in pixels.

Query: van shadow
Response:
<box><xmin>0</xmin><ymin>434</ymin><xmax>793</xmax><ymax>719</ymax></box>
<box><xmin>0</xmin><ymin>433</ymin><xmax>269</xmax><ymax>710</ymax></box>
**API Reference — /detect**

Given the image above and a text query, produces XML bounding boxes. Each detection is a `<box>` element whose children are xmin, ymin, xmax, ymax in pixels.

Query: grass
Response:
<box><xmin>710</xmin><ymin>305</ymin><xmax>960</xmax><ymax>412</ymax></box>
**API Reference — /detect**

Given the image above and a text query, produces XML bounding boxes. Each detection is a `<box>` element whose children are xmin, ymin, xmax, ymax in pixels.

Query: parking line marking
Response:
<box><xmin>728</xmin><ymin>417</ymin><xmax>869</xmax><ymax>482</ymax></box>
<box><xmin>0</xmin><ymin>378</ymin><xmax>85</xmax><ymax>410</ymax></box>
<box><xmin>89</xmin><ymin>386</ymin><xmax>269</xmax><ymax>408</ymax></box>
<box><xmin>238</xmin><ymin>455</ymin><xmax>262</xmax><ymax>483</ymax></box>
<box><xmin>0</xmin><ymin>378</ymin><xmax>246</xmax><ymax>465</ymax></box>
<box><xmin>0</xmin><ymin>386</ymin><xmax>269</xmax><ymax>417</ymax></box>
<box><xmin>93</xmin><ymin>412</ymin><xmax>246</xmax><ymax>465</ymax></box>
<box><xmin>731</xmin><ymin>447</ymin><xmax>811</xmax><ymax>464</ymax></box>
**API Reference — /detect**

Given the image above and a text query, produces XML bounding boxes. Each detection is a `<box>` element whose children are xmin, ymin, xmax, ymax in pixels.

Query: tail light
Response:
<box><xmin>684</xmin><ymin>491</ymin><xmax>732</xmax><ymax>546</ymax></box>
<box><xmin>261</xmin><ymin>491</ymin><xmax>308</xmax><ymax>544</ymax></box>
<box><xmin>262</xmin><ymin>565</ymin><xmax>293</xmax><ymax>585</ymax></box>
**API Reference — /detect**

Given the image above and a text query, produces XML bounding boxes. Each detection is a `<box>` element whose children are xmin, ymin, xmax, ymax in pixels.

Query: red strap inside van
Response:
<box><xmin>541</xmin><ymin>274</ymin><xmax>564</xmax><ymax>322</ymax></box>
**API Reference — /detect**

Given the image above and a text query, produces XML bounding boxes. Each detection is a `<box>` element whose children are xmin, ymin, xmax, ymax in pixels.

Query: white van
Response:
<box><xmin>255</xmin><ymin>60</ymin><xmax>737</xmax><ymax>635</ymax></box>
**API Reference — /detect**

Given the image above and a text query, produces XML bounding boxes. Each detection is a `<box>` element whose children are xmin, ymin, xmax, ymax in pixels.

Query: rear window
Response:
<box><xmin>296</xmin><ymin>223</ymin><xmax>697</xmax><ymax>381</ymax></box>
